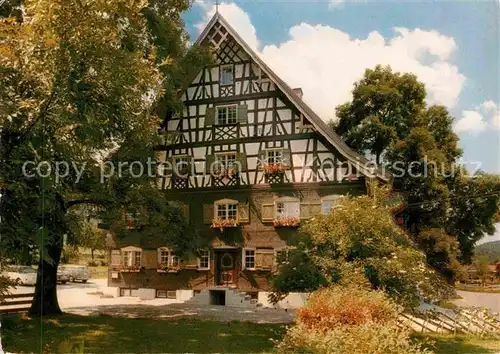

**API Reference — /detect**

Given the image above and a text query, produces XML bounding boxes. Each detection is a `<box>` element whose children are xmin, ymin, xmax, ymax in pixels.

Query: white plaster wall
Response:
<box><xmin>258</xmin><ymin>292</ymin><xmax>310</xmax><ymax>309</ymax></box>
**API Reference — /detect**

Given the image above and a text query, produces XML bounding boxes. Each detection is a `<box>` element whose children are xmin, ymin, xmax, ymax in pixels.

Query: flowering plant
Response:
<box><xmin>273</xmin><ymin>216</ymin><xmax>300</xmax><ymax>228</ymax></box>
<box><xmin>157</xmin><ymin>262</ymin><xmax>180</xmax><ymax>273</ymax></box>
<box><xmin>120</xmin><ymin>265</ymin><xmax>141</xmax><ymax>272</ymax></box>
<box><xmin>214</xmin><ymin>165</ymin><xmax>239</xmax><ymax>178</ymax></box>
<box><xmin>211</xmin><ymin>218</ymin><xmax>239</xmax><ymax>232</ymax></box>
<box><xmin>263</xmin><ymin>163</ymin><xmax>287</xmax><ymax>175</ymax></box>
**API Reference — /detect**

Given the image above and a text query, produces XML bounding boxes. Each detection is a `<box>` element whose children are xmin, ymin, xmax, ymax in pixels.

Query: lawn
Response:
<box><xmin>1</xmin><ymin>313</ymin><xmax>286</xmax><ymax>353</ymax></box>
<box><xmin>2</xmin><ymin>313</ymin><xmax>499</xmax><ymax>353</ymax></box>
<box><xmin>413</xmin><ymin>333</ymin><xmax>500</xmax><ymax>354</ymax></box>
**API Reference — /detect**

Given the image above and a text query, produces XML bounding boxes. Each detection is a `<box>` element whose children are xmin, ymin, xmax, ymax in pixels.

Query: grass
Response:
<box><xmin>1</xmin><ymin>313</ymin><xmax>286</xmax><ymax>353</ymax></box>
<box><xmin>456</xmin><ymin>284</ymin><xmax>500</xmax><ymax>294</ymax></box>
<box><xmin>413</xmin><ymin>333</ymin><xmax>500</xmax><ymax>354</ymax></box>
<box><xmin>88</xmin><ymin>266</ymin><xmax>108</xmax><ymax>279</ymax></box>
<box><xmin>3</xmin><ymin>313</ymin><xmax>499</xmax><ymax>353</ymax></box>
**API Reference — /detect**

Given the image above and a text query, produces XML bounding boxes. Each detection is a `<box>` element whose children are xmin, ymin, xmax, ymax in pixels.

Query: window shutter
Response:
<box><xmin>142</xmin><ymin>250</ymin><xmax>157</xmax><ymax>269</ymax></box>
<box><xmin>205</xmin><ymin>107</ymin><xmax>216</xmax><ymax>126</ymax></box>
<box><xmin>183</xmin><ymin>204</ymin><xmax>190</xmax><ymax>222</ymax></box>
<box><xmin>282</xmin><ymin>148</ymin><xmax>291</xmax><ymax>166</ymax></box>
<box><xmin>237</xmin><ymin>152</ymin><xmax>247</xmax><ymax>171</ymax></box>
<box><xmin>162</xmin><ymin>156</ymin><xmax>173</xmax><ymax>175</ymax></box>
<box><xmin>205</xmin><ymin>155</ymin><xmax>215</xmax><ymax>174</ymax></box>
<box><xmin>261</xmin><ymin>203</ymin><xmax>274</xmax><ymax>222</ymax></box>
<box><xmin>256</xmin><ymin>249</ymin><xmax>274</xmax><ymax>269</ymax></box>
<box><xmin>300</xmin><ymin>203</ymin><xmax>322</xmax><ymax>219</ymax></box>
<box><xmin>238</xmin><ymin>204</ymin><xmax>250</xmax><ymax>223</ymax></box>
<box><xmin>203</xmin><ymin>204</ymin><xmax>215</xmax><ymax>224</ymax></box>
<box><xmin>111</xmin><ymin>250</ymin><xmax>121</xmax><ymax>266</ymax></box>
<box><xmin>237</xmin><ymin>104</ymin><xmax>248</xmax><ymax>123</ymax></box>
<box><xmin>183</xmin><ymin>252</ymin><xmax>198</xmax><ymax>269</ymax></box>
<box><xmin>258</xmin><ymin>150</ymin><xmax>266</xmax><ymax>170</ymax></box>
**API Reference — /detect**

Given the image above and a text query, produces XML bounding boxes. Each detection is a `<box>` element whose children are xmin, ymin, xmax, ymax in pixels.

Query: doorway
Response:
<box><xmin>215</xmin><ymin>250</ymin><xmax>238</xmax><ymax>286</ymax></box>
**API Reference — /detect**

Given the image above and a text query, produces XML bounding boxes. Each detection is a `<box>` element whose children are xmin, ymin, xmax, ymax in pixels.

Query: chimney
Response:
<box><xmin>293</xmin><ymin>87</ymin><xmax>303</xmax><ymax>99</ymax></box>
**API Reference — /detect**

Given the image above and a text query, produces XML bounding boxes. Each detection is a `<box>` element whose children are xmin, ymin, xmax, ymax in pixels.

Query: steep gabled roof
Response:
<box><xmin>196</xmin><ymin>13</ymin><xmax>389</xmax><ymax>181</ymax></box>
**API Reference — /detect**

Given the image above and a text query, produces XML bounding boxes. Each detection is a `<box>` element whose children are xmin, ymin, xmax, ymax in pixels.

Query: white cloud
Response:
<box><xmin>329</xmin><ymin>0</ymin><xmax>345</xmax><ymax>9</ymax></box>
<box><xmin>454</xmin><ymin>111</ymin><xmax>488</xmax><ymax>135</ymax></box>
<box><xmin>196</xmin><ymin>2</ymin><xmax>466</xmax><ymax>121</ymax></box>
<box><xmin>454</xmin><ymin>100</ymin><xmax>500</xmax><ymax>135</ymax></box>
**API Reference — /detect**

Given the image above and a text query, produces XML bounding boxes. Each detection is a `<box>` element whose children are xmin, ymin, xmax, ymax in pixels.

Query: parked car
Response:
<box><xmin>4</xmin><ymin>265</ymin><xmax>37</xmax><ymax>286</ymax></box>
<box><xmin>58</xmin><ymin>265</ymin><xmax>91</xmax><ymax>283</ymax></box>
<box><xmin>57</xmin><ymin>268</ymin><xmax>69</xmax><ymax>284</ymax></box>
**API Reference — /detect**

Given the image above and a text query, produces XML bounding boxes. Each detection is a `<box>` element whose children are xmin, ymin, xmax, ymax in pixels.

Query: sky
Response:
<box><xmin>183</xmin><ymin>0</ymin><xmax>500</xmax><ymax>244</ymax></box>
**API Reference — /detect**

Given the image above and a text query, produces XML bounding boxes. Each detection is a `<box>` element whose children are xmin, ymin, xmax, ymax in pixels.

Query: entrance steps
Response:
<box><xmin>186</xmin><ymin>288</ymin><xmax>260</xmax><ymax>308</ymax></box>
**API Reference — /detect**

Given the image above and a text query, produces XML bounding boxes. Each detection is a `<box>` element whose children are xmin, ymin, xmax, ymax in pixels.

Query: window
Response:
<box><xmin>243</xmin><ymin>249</ymin><xmax>255</xmax><ymax>270</ymax></box>
<box><xmin>156</xmin><ymin>290</ymin><xmax>167</xmax><ymax>298</ymax></box>
<box><xmin>220</xmin><ymin>65</ymin><xmax>234</xmax><ymax>86</ymax></box>
<box><xmin>198</xmin><ymin>250</ymin><xmax>210</xmax><ymax>270</ymax></box>
<box><xmin>321</xmin><ymin>195</ymin><xmax>342</xmax><ymax>215</ymax></box>
<box><xmin>244</xmin><ymin>248</ymin><xmax>275</xmax><ymax>270</ymax></box>
<box><xmin>321</xmin><ymin>201</ymin><xmax>335</xmax><ymax>215</ymax></box>
<box><xmin>157</xmin><ymin>248</ymin><xmax>178</xmax><ymax>267</ymax></box>
<box><xmin>174</xmin><ymin>156</ymin><xmax>190</xmax><ymax>176</ymax></box>
<box><xmin>216</xmin><ymin>105</ymin><xmax>237</xmax><ymax>125</ymax></box>
<box><xmin>121</xmin><ymin>247</ymin><xmax>142</xmax><ymax>267</ymax></box>
<box><xmin>216</xmin><ymin>203</ymin><xmax>238</xmax><ymax>220</ymax></box>
<box><xmin>266</xmin><ymin>149</ymin><xmax>283</xmax><ymax>164</ymax></box>
<box><xmin>275</xmin><ymin>201</ymin><xmax>300</xmax><ymax>219</ymax></box>
<box><xmin>215</xmin><ymin>153</ymin><xmax>237</xmax><ymax>172</ymax></box>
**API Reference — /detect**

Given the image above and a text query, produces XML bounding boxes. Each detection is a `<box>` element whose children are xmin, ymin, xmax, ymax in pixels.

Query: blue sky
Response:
<box><xmin>184</xmin><ymin>1</ymin><xmax>500</xmax><ymax>243</ymax></box>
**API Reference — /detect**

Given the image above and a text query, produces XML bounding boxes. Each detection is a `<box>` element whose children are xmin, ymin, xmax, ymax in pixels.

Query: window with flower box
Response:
<box><xmin>157</xmin><ymin>248</ymin><xmax>179</xmax><ymax>273</ymax></box>
<box><xmin>211</xmin><ymin>199</ymin><xmax>240</xmax><ymax>231</ymax></box>
<box><xmin>273</xmin><ymin>198</ymin><xmax>300</xmax><ymax>227</ymax></box>
<box><xmin>120</xmin><ymin>246</ymin><xmax>142</xmax><ymax>272</ymax></box>
<box><xmin>266</xmin><ymin>149</ymin><xmax>283</xmax><ymax>164</ymax></box>
<box><xmin>215</xmin><ymin>152</ymin><xmax>238</xmax><ymax>176</ymax></box>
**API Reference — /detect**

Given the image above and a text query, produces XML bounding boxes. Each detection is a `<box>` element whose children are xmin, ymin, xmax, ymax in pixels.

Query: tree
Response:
<box><xmin>334</xmin><ymin>65</ymin><xmax>500</xmax><ymax>274</ymax></box>
<box><xmin>271</xmin><ymin>189</ymin><xmax>450</xmax><ymax>308</ymax></box>
<box><xmin>335</xmin><ymin>65</ymin><xmax>426</xmax><ymax>164</ymax></box>
<box><xmin>0</xmin><ymin>0</ymin><xmax>208</xmax><ymax>315</ymax></box>
<box><xmin>472</xmin><ymin>255</ymin><xmax>490</xmax><ymax>286</ymax></box>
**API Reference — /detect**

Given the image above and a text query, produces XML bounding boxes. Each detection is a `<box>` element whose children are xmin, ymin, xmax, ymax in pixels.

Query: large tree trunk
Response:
<box><xmin>29</xmin><ymin>239</ymin><xmax>63</xmax><ymax>316</ymax></box>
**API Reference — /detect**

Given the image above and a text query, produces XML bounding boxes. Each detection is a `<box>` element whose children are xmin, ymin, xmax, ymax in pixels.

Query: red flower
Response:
<box><xmin>273</xmin><ymin>216</ymin><xmax>300</xmax><ymax>228</ymax></box>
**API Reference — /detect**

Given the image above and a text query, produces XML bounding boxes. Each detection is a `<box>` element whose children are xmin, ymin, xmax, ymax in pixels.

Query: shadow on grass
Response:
<box><xmin>2</xmin><ymin>313</ymin><xmax>287</xmax><ymax>353</ymax></box>
<box><xmin>412</xmin><ymin>333</ymin><xmax>500</xmax><ymax>354</ymax></box>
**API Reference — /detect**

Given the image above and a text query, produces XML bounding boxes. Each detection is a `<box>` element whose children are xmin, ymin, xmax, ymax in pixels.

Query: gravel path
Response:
<box><xmin>453</xmin><ymin>290</ymin><xmax>500</xmax><ymax>314</ymax></box>
<box><xmin>9</xmin><ymin>279</ymin><xmax>295</xmax><ymax>323</ymax></box>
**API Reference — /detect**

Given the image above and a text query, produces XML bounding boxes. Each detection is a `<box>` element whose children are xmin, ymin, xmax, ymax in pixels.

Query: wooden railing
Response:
<box><xmin>0</xmin><ymin>293</ymin><xmax>34</xmax><ymax>313</ymax></box>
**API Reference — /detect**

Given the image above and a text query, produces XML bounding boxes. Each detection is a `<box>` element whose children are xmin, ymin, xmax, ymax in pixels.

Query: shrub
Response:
<box><xmin>276</xmin><ymin>322</ymin><xmax>431</xmax><ymax>354</ymax></box>
<box><xmin>100</xmin><ymin>260</ymin><xmax>108</xmax><ymax>267</ymax></box>
<box><xmin>87</xmin><ymin>260</ymin><xmax>98</xmax><ymax>267</ymax></box>
<box><xmin>297</xmin><ymin>285</ymin><xmax>398</xmax><ymax>330</ymax></box>
<box><xmin>275</xmin><ymin>285</ymin><xmax>432</xmax><ymax>354</ymax></box>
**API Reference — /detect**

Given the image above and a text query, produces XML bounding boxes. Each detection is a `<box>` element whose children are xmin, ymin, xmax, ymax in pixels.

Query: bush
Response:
<box><xmin>275</xmin><ymin>285</ymin><xmax>432</xmax><ymax>354</ymax></box>
<box><xmin>297</xmin><ymin>286</ymin><xmax>397</xmax><ymax>330</ymax></box>
<box><xmin>100</xmin><ymin>260</ymin><xmax>108</xmax><ymax>266</ymax></box>
<box><xmin>87</xmin><ymin>261</ymin><xmax>98</xmax><ymax>267</ymax></box>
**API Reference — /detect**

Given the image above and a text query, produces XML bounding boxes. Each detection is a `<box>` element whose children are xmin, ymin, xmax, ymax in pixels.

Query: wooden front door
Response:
<box><xmin>215</xmin><ymin>250</ymin><xmax>238</xmax><ymax>286</ymax></box>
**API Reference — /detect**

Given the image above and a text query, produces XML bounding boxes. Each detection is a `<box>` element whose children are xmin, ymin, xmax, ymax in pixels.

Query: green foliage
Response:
<box><xmin>334</xmin><ymin>65</ymin><xmax>500</xmax><ymax>273</ymax></box>
<box><xmin>269</xmin><ymin>248</ymin><xmax>328</xmax><ymax>304</ymax></box>
<box><xmin>0</xmin><ymin>0</ymin><xmax>209</xmax><ymax>314</ymax></box>
<box><xmin>271</xmin><ymin>190</ymin><xmax>450</xmax><ymax>308</ymax></box>
<box><xmin>472</xmin><ymin>255</ymin><xmax>490</xmax><ymax>285</ymax></box>
<box><xmin>474</xmin><ymin>241</ymin><xmax>500</xmax><ymax>263</ymax></box>
<box><xmin>275</xmin><ymin>285</ymin><xmax>431</xmax><ymax>354</ymax></box>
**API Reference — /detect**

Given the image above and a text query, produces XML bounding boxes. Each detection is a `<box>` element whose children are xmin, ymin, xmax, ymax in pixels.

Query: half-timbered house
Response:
<box><xmin>108</xmin><ymin>13</ymin><xmax>387</xmax><ymax>304</ymax></box>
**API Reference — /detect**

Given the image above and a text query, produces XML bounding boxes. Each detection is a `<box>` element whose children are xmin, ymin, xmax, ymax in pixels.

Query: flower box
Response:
<box><xmin>157</xmin><ymin>263</ymin><xmax>180</xmax><ymax>273</ymax></box>
<box><xmin>263</xmin><ymin>163</ymin><xmax>287</xmax><ymax>176</ymax></box>
<box><xmin>272</xmin><ymin>217</ymin><xmax>300</xmax><ymax>228</ymax></box>
<box><xmin>211</xmin><ymin>218</ymin><xmax>240</xmax><ymax>232</ymax></box>
<box><xmin>120</xmin><ymin>266</ymin><xmax>141</xmax><ymax>273</ymax></box>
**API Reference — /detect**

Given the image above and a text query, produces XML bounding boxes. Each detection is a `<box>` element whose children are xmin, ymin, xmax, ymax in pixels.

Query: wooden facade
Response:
<box><xmin>108</xmin><ymin>13</ymin><xmax>386</xmax><ymax>298</ymax></box>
